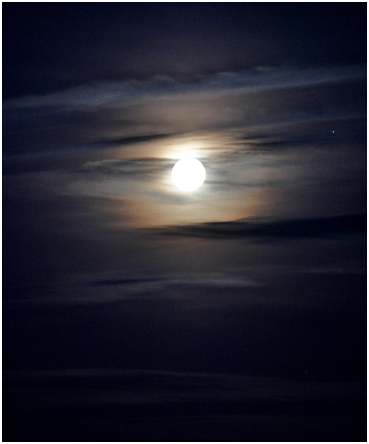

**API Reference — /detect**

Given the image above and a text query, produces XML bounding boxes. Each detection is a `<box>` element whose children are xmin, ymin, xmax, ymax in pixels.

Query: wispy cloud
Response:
<box><xmin>4</xmin><ymin>65</ymin><xmax>365</xmax><ymax>110</ymax></box>
<box><xmin>151</xmin><ymin>214</ymin><xmax>366</xmax><ymax>240</ymax></box>
<box><xmin>81</xmin><ymin>271</ymin><xmax>261</xmax><ymax>293</ymax></box>
<box><xmin>4</xmin><ymin>368</ymin><xmax>364</xmax><ymax>410</ymax></box>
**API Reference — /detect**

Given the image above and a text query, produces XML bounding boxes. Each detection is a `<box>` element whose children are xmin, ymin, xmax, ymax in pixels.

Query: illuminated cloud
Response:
<box><xmin>4</xmin><ymin>65</ymin><xmax>365</xmax><ymax>111</ymax></box>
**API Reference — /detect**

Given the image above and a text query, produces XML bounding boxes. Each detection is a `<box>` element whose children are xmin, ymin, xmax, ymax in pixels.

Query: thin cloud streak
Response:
<box><xmin>87</xmin><ymin>272</ymin><xmax>260</xmax><ymax>289</ymax></box>
<box><xmin>4</xmin><ymin>65</ymin><xmax>365</xmax><ymax>110</ymax></box>
<box><xmin>4</xmin><ymin>368</ymin><xmax>364</xmax><ymax>410</ymax></box>
<box><xmin>151</xmin><ymin>214</ymin><xmax>366</xmax><ymax>240</ymax></box>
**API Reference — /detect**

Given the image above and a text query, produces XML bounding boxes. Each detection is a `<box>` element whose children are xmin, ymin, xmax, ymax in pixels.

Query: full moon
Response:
<box><xmin>172</xmin><ymin>156</ymin><xmax>206</xmax><ymax>191</ymax></box>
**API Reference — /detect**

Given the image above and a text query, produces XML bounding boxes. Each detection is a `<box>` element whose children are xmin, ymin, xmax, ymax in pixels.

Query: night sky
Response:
<box><xmin>3</xmin><ymin>3</ymin><xmax>367</xmax><ymax>442</ymax></box>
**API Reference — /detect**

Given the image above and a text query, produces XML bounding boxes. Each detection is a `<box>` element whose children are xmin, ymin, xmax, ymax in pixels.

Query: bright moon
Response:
<box><xmin>172</xmin><ymin>156</ymin><xmax>206</xmax><ymax>191</ymax></box>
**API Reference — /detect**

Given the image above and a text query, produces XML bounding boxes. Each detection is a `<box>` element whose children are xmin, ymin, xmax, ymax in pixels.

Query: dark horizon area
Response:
<box><xmin>3</xmin><ymin>2</ymin><xmax>367</xmax><ymax>441</ymax></box>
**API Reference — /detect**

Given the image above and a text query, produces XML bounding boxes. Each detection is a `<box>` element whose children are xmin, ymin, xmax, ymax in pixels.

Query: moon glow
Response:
<box><xmin>172</xmin><ymin>156</ymin><xmax>206</xmax><ymax>191</ymax></box>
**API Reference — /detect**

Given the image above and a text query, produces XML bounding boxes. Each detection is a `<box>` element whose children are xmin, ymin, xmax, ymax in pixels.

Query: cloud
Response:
<box><xmin>90</xmin><ymin>276</ymin><xmax>163</xmax><ymax>287</ymax></box>
<box><xmin>78</xmin><ymin>157</ymin><xmax>171</xmax><ymax>178</ymax></box>
<box><xmin>4</xmin><ymin>369</ymin><xmax>366</xmax><ymax>441</ymax></box>
<box><xmin>2</xmin><ymin>132</ymin><xmax>180</xmax><ymax>174</ymax></box>
<box><xmin>239</xmin><ymin>116</ymin><xmax>367</xmax><ymax>153</ymax></box>
<box><xmin>4</xmin><ymin>368</ymin><xmax>364</xmax><ymax>409</ymax></box>
<box><xmin>3</xmin><ymin>64</ymin><xmax>365</xmax><ymax>165</ymax></box>
<box><xmin>90</xmin><ymin>133</ymin><xmax>179</xmax><ymax>148</ymax></box>
<box><xmin>4</xmin><ymin>65</ymin><xmax>365</xmax><ymax>111</ymax></box>
<box><xmin>82</xmin><ymin>271</ymin><xmax>261</xmax><ymax>294</ymax></box>
<box><xmin>4</xmin><ymin>271</ymin><xmax>261</xmax><ymax>306</ymax></box>
<box><xmin>151</xmin><ymin>213</ymin><xmax>366</xmax><ymax>240</ymax></box>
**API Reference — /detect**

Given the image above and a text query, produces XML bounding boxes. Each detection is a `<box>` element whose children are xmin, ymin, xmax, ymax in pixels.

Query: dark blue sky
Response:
<box><xmin>3</xmin><ymin>2</ymin><xmax>366</xmax><ymax>98</ymax></box>
<box><xmin>3</xmin><ymin>2</ymin><xmax>366</xmax><ymax>441</ymax></box>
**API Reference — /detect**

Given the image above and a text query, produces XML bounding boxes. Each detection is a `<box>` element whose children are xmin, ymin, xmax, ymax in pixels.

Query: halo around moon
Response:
<box><xmin>172</xmin><ymin>156</ymin><xmax>206</xmax><ymax>191</ymax></box>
